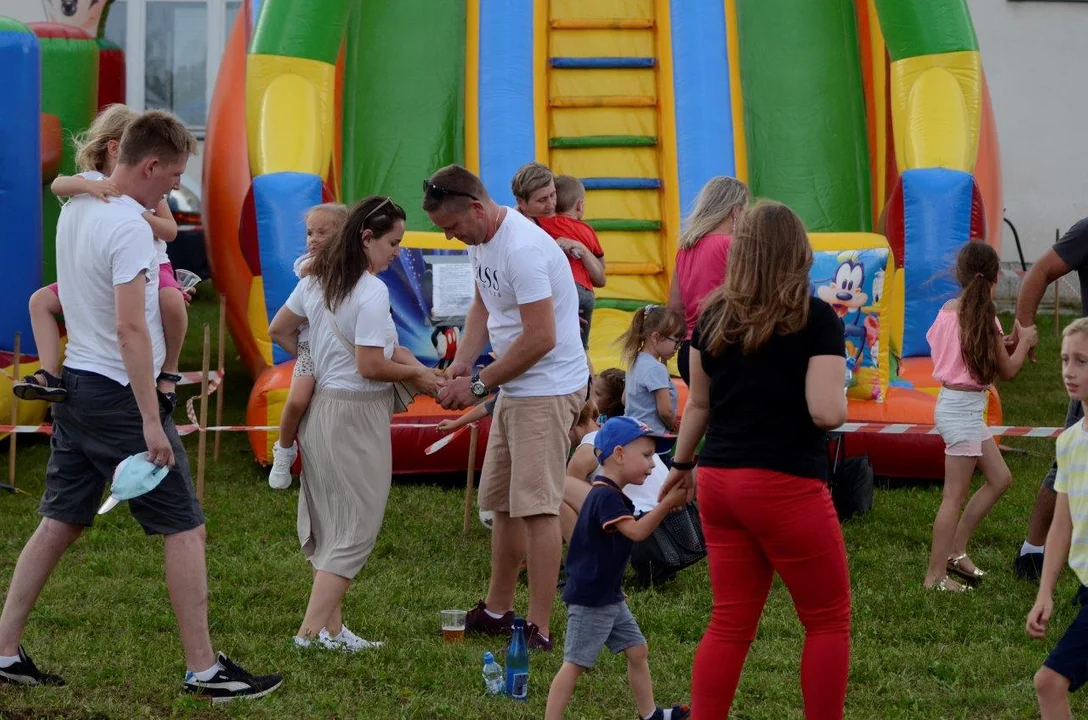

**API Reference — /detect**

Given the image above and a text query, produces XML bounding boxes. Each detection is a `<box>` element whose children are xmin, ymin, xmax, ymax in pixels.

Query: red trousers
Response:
<box><xmin>691</xmin><ymin>467</ymin><xmax>851</xmax><ymax>719</ymax></box>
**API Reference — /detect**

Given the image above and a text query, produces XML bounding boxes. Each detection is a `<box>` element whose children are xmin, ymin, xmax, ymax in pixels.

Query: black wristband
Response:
<box><xmin>671</xmin><ymin>460</ymin><xmax>697</xmax><ymax>471</ymax></box>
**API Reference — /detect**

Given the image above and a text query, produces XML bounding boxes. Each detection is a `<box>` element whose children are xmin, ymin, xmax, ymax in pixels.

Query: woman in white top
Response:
<box><xmin>269</xmin><ymin>196</ymin><xmax>441</xmax><ymax>650</ymax></box>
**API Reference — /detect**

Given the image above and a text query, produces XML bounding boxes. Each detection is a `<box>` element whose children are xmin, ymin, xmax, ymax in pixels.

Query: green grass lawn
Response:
<box><xmin>2</xmin><ymin>289</ymin><xmax>1086</xmax><ymax>719</ymax></box>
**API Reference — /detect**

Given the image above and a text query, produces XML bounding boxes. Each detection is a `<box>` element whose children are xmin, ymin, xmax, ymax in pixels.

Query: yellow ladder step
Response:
<box><xmin>551</xmin><ymin>95</ymin><xmax>656</xmax><ymax>108</ymax></box>
<box><xmin>606</xmin><ymin>262</ymin><xmax>664</xmax><ymax>276</ymax></box>
<box><xmin>550</xmin><ymin>18</ymin><xmax>655</xmax><ymax>30</ymax></box>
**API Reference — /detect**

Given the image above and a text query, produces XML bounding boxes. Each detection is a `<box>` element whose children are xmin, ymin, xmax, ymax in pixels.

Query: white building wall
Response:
<box><xmin>968</xmin><ymin>0</ymin><xmax>1088</xmax><ymax>262</ymax></box>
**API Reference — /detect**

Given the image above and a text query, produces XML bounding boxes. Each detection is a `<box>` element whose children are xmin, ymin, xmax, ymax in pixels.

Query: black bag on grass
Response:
<box><xmin>830</xmin><ymin>455</ymin><xmax>874</xmax><ymax>521</ymax></box>
<box><xmin>630</xmin><ymin>502</ymin><xmax>706</xmax><ymax>585</ymax></box>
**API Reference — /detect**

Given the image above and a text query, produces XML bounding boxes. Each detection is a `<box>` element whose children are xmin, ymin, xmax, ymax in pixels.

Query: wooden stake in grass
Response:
<box><xmin>214</xmin><ymin>293</ymin><xmax>226</xmax><ymax>460</ymax></box>
<box><xmin>8</xmin><ymin>332</ymin><xmax>19</xmax><ymax>490</ymax></box>
<box><xmin>463</xmin><ymin>423</ymin><xmax>479</xmax><ymax>534</ymax></box>
<box><xmin>196</xmin><ymin>324</ymin><xmax>211</xmax><ymax>502</ymax></box>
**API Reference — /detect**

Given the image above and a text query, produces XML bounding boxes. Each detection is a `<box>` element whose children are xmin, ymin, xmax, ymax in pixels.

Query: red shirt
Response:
<box><xmin>675</xmin><ymin>233</ymin><xmax>732</xmax><ymax>339</ymax></box>
<box><xmin>535</xmin><ymin>215</ymin><xmax>604</xmax><ymax>291</ymax></box>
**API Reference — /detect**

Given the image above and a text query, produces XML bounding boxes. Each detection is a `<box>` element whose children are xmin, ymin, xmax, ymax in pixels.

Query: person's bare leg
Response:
<box><xmin>298</xmin><ymin>570</ymin><xmax>350</xmax><ymax>640</ymax></box>
<box><xmin>28</xmin><ymin>288</ymin><xmax>63</xmax><ymax>377</ymax></box>
<box><xmin>484</xmin><ymin>512</ymin><xmax>525</xmax><ymax>614</ymax></box>
<box><xmin>164</xmin><ymin>526</ymin><xmax>215</xmax><ymax>671</ymax></box>
<box><xmin>158</xmin><ymin>288</ymin><xmax>188</xmax><ymax>394</ymax></box>
<box><xmin>545</xmin><ymin>662</ymin><xmax>584</xmax><ymax>720</ymax></box>
<box><xmin>1035</xmin><ymin>667</ymin><xmax>1073</xmax><ymax>720</ymax></box>
<box><xmin>311</xmin><ymin>567</ymin><xmax>343</xmax><ymax>636</ymax></box>
<box><xmin>925</xmin><ymin>455</ymin><xmax>974</xmax><ymax>587</ymax></box>
<box><xmin>560</xmin><ymin>477</ymin><xmax>590</xmax><ymax>545</ymax></box>
<box><xmin>0</xmin><ymin>519</ymin><xmax>82</xmax><ymax>655</ymax></box>
<box><xmin>1026</xmin><ymin>486</ymin><xmax>1058</xmax><ymax>547</ymax></box>
<box><xmin>625</xmin><ymin>643</ymin><xmax>657</xmax><ymax>719</ymax></box>
<box><xmin>524</xmin><ymin>513</ymin><xmax>562</xmax><ymax>635</ymax></box>
<box><xmin>951</xmin><ymin>440</ymin><xmax>1012</xmax><ymax>573</ymax></box>
<box><xmin>279</xmin><ymin>377</ymin><xmax>315</xmax><ymax>448</ymax></box>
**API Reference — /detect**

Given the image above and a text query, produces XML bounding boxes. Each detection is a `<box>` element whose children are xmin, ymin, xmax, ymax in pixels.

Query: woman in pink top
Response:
<box><xmin>668</xmin><ymin>177</ymin><xmax>749</xmax><ymax>384</ymax></box>
<box><xmin>924</xmin><ymin>242</ymin><xmax>1037</xmax><ymax>592</ymax></box>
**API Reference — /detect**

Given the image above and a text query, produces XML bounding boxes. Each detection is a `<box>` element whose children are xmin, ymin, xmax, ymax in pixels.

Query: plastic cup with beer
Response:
<box><xmin>441</xmin><ymin>609</ymin><xmax>466</xmax><ymax>643</ymax></box>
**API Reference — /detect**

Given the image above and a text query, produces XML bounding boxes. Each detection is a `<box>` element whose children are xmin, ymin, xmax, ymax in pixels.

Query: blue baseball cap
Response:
<box><xmin>97</xmin><ymin>453</ymin><xmax>171</xmax><ymax>515</ymax></box>
<box><xmin>594</xmin><ymin>417</ymin><xmax>675</xmax><ymax>463</ymax></box>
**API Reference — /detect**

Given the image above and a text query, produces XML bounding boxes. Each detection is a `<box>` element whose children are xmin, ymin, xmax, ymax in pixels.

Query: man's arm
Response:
<box><xmin>478</xmin><ymin>297</ymin><xmax>556</xmax><ymax>389</ymax></box>
<box><xmin>116</xmin><ymin>275</ymin><xmax>173</xmax><ymax>466</ymax></box>
<box><xmin>448</xmin><ymin>286</ymin><xmax>490</xmax><ymax>377</ymax></box>
<box><xmin>1016</xmin><ymin>248</ymin><xmax>1073</xmax><ymax>329</ymax></box>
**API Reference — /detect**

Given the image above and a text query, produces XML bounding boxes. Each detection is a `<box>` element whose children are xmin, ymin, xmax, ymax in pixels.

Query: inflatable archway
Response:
<box><xmin>205</xmin><ymin>0</ymin><xmax>1000</xmax><ymax>478</ymax></box>
<box><xmin>0</xmin><ymin>3</ymin><xmax>125</xmax><ymax>440</ymax></box>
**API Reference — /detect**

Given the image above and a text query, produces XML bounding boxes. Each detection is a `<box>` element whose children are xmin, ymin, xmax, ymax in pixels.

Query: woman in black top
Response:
<box><xmin>661</xmin><ymin>201</ymin><xmax>850</xmax><ymax>719</ymax></box>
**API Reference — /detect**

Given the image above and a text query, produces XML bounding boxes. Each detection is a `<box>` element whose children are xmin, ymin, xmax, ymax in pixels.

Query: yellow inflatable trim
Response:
<box><xmin>246</xmin><ymin>54</ymin><xmax>336</xmax><ymax>178</ymax></box>
<box><xmin>597</xmin><ymin>230</ymin><xmax>662</xmax><ymax>266</ymax></box>
<box><xmin>550</xmin><ymin>28</ymin><xmax>654</xmax><ymax>57</ymax></box>
<box><xmin>551</xmin><ymin>68</ymin><xmax>657</xmax><ymax>101</ymax></box>
<box><xmin>248</xmin><ymin>277</ymin><xmax>273</xmax><ymax>367</ymax></box>
<box><xmin>890</xmin><ymin>50</ymin><xmax>981</xmax><ymax>173</ymax></box>
<box><xmin>598</xmin><ymin>274</ymin><xmax>667</xmax><ymax>303</ymax></box>
<box><xmin>552</xmin><ymin>0</ymin><xmax>652</xmax><ymax>21</ymax></box>
<box><xmin>583</xmin><ymin>188</ymin><xmax>660</xmax><ymax>221</ymax></box>
<box><xmin>551</xmin><ymin>107</ymin><xmax>657</xmax><ymax>137</ymax></box>
<box><xmin>551</xmin><ymin>146</ymin><xmax>658</xmax><ymax>179</ymax></box>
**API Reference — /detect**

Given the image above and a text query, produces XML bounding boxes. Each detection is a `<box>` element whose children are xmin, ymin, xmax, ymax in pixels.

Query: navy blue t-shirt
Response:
<box><xmin>562</xmin><ymin>477</ymin><xmax>636</xmax><ymax>607</ymax></box>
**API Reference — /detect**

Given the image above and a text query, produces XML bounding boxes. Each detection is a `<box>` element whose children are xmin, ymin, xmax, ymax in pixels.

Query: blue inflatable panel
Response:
<box><xmin>550</xmin><ymin>57</ymin><xmax>655</xmax><ymax>69</ymax></box>
<box><xmin>253</xmin><ymin>172</ymin><xmax>323</xmax><ymax>364</ymax></box>
<box><xmin>901</xmin><ymin>168</ymin><xmax>974</xmax><ymax>357</ymax></box>
<box><xmin>478</xmin><ymin>0</ymin><xmax>534</xmax><ymax>206</ymax></box>
<box><xmin>671</xmin><ymin>0</ymin><xmax>734</xmax><ymax>217</ymax></box>
<box><xmin>582</xmin><ymin>178</ymin><xmax>661</xmax><ymax>190</ymax></box>
<box><xmin>0</xmin><ymin>27</ymin><xmax>42</xmax><ymax>356</ymax></box>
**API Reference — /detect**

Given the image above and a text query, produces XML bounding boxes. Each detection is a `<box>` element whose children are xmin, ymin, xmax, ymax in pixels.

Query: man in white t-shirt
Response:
<box><xmin>0</xmin><ymin>111</ymin><xmax>281</xmax><ymax>701</ymax></box>
<box><xmin>424</xmin><ymin>164</ymin><xmax>588</xmax><ymax>652</ymax></box>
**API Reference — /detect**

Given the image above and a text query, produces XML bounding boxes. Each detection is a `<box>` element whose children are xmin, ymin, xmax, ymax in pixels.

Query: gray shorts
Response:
<box><xmin>563</xmin><ymin>601</ymin><xmax>646</xmax><ymax>668</ymax></box>
<box><xmin>1043</xmin><ymin>399</ymin><xmax>1085</xmax><ymax>491</ymax></box>
<box><xmin>40</xmin><ymin>368</ymin><xmax>205</xmax><ymax>535</ymax></box>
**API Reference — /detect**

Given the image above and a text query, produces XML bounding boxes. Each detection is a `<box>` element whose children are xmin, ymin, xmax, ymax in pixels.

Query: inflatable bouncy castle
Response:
<box><xmin>0</xmin><ymin>3</ymin><xmax>124</xmax><ymax>440</ymax></box>
<box><xmin>203</xmin><ymin>0</ymin><xmax>1000</xmax><ymax>478</ymax></box>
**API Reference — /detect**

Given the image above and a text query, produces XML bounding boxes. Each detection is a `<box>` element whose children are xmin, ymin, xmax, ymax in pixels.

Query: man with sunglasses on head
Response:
<box><xmin>423</xmin><ymin>165</ymin><xmax>588</xmax><ymax>651</ymax></box>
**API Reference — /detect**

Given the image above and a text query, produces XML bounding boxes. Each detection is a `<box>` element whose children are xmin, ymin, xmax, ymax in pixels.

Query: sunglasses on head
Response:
<box><xmin>363</xmin><ymin>197</ymin><xmax>393</xmax><ymax>222</ymax></box>
<box><xmin>423</xmin><ymin>179</ymin><xmax>478</xmax><ymax>202</ymax></box>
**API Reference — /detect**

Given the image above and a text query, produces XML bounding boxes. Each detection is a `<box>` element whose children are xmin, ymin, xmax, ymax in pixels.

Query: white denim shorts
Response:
<box><xmin>934</xmin><ymin>387</ymin><xmax>992</xmax><ymax>457</ymax></box>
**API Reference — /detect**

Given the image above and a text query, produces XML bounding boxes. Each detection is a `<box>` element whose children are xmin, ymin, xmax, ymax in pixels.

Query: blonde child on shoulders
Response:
<box><xmin>924</xmin><ymin>242</ymin><xmax>1037</xmax><ymax>592</ymax></box>
<box><xmin>618</xmin><ymin>305</ymin><xmax>685</xmax><ymax>435</ymax></box>
<box><xmin>13</xmin><ymin>103</ymin><xmax>189</xmax><ymax>404</ymax></box>
<box><xmin>268</xmin><ymin>203</ymin><xmax>349</xmax><ymax>489</ymax></box>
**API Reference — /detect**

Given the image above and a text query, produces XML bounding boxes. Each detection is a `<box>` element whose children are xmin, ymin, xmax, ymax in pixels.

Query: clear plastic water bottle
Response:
<box><xmin>506</xmin><ymin>618</ymin><xmax>529</xmax><ymax>701</ymax></box>
<box><xmin>482</xmin><ymin>652</ymin><xmax>504</xmax><ymax>695</ymax></box>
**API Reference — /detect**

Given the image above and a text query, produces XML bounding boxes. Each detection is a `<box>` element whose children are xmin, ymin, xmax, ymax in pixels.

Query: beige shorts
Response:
<box><xmin>479</xmin><ymin>385</ymin><xmax>587</xmax><ymax>518</ymax></box>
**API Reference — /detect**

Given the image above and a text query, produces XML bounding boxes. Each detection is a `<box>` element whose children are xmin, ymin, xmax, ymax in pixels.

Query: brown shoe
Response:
<box><xmin>465</xmin><ymin>600</ymin><xmax>514</xmax><ymax>636</ymax></box>
<box><xmin>525</xmin><ymin>621</ymin><xmax>554</xmax><ymax>652</ymax></box>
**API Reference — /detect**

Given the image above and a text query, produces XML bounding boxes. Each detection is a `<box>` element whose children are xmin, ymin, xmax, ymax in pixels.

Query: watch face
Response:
<box><xmin>472</xmin><ymin>381</ymin><xmax>487</xmax><ymax>397</ymax></box>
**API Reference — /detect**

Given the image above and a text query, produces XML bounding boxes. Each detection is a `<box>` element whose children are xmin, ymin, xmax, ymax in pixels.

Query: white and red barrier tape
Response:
<box><xmin>184</xmin><ymin>370</ymin><xmax>224</xmax><ymax>426</ymax></box>
<box><xmin>0</xmin><ymin>421</ymin><xmax>1067</xmax><ymax>440</ymax></box>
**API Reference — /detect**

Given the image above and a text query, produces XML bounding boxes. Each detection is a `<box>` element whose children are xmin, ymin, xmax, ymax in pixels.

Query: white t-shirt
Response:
<box><xmin>77</xmin><ymin>170</ymin><xmax>168</xmax><ymax>264</ymax></box>
<box><xmin>293</xmin><ymin>253</ymin><xmax>312</xmax><ymax>344</ymax></box>
<box><xmin>57</xmin><ymin>193</ymin><xmax>165</xmax><ymax>385</ymax></box>
<box><xmin>468</xmin><ymin>208</ymin><xmax>587</xmax><ymax>397</ymax></box>
<box><xmin>285</xmin><ymin>272</ymin><xmax>397</xmax><ymax>392</ymax></box>
<box><xmin>580</xmin><ymin>430</ymin><xmax>666</xmax><ymax>514</ymax></box>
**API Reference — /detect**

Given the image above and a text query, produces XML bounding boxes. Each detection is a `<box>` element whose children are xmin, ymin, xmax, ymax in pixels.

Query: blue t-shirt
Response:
<box><xmin>562</xmin><ymin>477</ymin><xmax>636</xmax><ymax>607</ymax></box>
<box><xmin>626</xmin><ymin>352</ymin><xmax>676</xmax><ymax>434</ymax></box>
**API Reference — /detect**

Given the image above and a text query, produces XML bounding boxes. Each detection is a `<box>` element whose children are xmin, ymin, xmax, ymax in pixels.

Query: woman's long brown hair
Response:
<box><xmin>307</xmin><ymin>196</ymin><xmax>406</xmax><ymax>312</ymax></box>
<box><xmin>699</xmin><ymin>201</ymin><xmax>813</xmax><ymax>356</ymax></box>
<box><xmin>955</xmin><ymin>241</ymin><xmax>1001</xmax><ymax>385</ymax></box>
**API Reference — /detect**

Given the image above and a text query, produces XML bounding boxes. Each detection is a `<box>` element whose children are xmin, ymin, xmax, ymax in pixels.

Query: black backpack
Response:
<box><xmin>828</xmin><ymin>435</ymin><xmax>874</xmax><ymax>521</ymax></box>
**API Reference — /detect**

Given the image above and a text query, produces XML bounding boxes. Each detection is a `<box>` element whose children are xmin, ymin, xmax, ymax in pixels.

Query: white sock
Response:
<box><xmin>484</xmin><ymin>608</ymin><xmax>505</xmax><ymax>620</ymax></box>
<box><xmin>1021</xmin><ymin>541</ymin><xmax>1045</xmax><ymax>556</ymax></box>
<box><xmin>192</xmin><ymin>661</ymin><xmax>221</xmax><ymax>681</ymax></box>
<box><xmin>0</xmin><ymin>653</ymin><xmax>19</xmax><ymax>668</ymax></box>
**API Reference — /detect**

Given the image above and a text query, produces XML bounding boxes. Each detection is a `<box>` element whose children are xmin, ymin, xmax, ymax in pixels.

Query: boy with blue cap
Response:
<box><xmin>545</xmin><ymin>417</ymin><xmax>691</xmax><ymax>720</ymax></box>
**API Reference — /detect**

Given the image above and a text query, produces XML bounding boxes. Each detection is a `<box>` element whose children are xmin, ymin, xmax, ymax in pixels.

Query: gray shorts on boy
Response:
<box><xmin>563</xmin><ymin>601</ymin><xmax>647</xmax><ymax>668</ymax></box>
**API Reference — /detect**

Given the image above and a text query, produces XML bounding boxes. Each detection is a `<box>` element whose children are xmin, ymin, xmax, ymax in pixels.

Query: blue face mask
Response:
<box><xmin>97</xmin><ymin>453</ymin><xmax>170</xmax><ymax>514</ymax></box>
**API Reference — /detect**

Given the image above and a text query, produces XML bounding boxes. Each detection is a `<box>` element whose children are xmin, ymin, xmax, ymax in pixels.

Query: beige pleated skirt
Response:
<box><xmin>297</xmin><ymin>386</ymin><xmax>394</xmax><ymax>580</ymax></box>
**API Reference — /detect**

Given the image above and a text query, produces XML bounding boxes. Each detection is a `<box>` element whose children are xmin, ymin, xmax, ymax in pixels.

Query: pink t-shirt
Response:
<box><xmin>675</xmin><ymin>233</ymin><xmax>731</xmax><ymax>339</ymax></box>
<box><xmin>927</xmin><ymin>307</ymin><xmax>1003</xmax><ymax>390</ymax></box>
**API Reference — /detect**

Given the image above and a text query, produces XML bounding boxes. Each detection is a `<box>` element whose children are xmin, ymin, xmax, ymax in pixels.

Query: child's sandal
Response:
<box><xmin>947</xmin><ymin>554</ymin><xmax>985</xmax><ymax>585</ymax></box>
<box><xmin>12</xmin><ymin>369</ymin><xmax>67</xmax><ymax>403</ymax></box>
<box><xmin>926</xmin><ymin>576</ymin><xmax>971</xmax><ymax>593</ymax></box>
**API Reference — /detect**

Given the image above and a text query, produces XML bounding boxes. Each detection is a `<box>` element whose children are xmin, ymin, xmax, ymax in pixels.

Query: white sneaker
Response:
<box><xmin>318</xmin><ymin>626</ymin><xmax>383</xmax><ymax>652</ymax></box>
<box><xmin>268</xmin><ymin>441</ymin><xmax>297</xmax><ymax>489</ymax></box>
<box><xmin>293</xmin><ymin>635</ymin><xmax>311</xmax><ymax>648</ymax></box>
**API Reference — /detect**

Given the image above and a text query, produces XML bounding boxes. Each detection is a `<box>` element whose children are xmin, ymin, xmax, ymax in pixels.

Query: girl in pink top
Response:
<box><xmin>668</xmin><ymin>177</ymin><xmax>749</xmax><ymax>384</ymax></box>
<box><xmin>923</xmin><ymin>242</ymin><xmax>1037</xmax><ymax>592</ymax></box>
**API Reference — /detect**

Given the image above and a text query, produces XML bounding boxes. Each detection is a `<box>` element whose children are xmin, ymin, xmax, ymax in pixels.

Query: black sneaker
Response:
<box><xmin>1013</xmin><ymin>551</ymin><xmax>1044</xmax><ymax>583</ymax></box>
<box><xmin>182</xmin><ymin>652</ymin><xmax>282</xmax><ymax>703</ymax></box>
<box><xmin>0</xmin><ymin>646</ymin><xmax>65</xmax><ymax>686</ymax></box>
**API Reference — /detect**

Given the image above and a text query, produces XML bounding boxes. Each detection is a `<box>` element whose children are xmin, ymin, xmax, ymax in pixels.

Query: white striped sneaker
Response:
<box><xmin>318</xmin><ymin>626</ymin><xmax>383</xmax><ymax>652</ymax></box>
<box><xmin>182</xmin><ymin>652</ymin><xmax>282</xmax><ymax>703</ymax></box>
